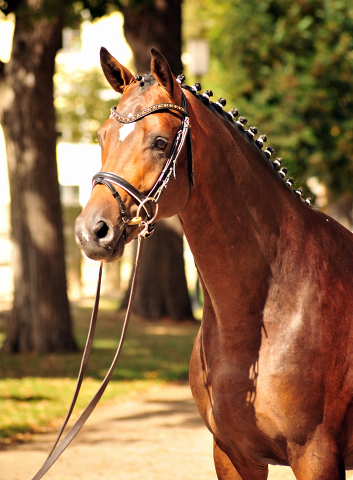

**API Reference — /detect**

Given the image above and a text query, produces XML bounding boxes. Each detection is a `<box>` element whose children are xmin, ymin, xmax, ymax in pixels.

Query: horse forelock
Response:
<box><xmin>133</xmin><ymin>73</ymin><xmax>157</xmax><ymax>91</ymax></box>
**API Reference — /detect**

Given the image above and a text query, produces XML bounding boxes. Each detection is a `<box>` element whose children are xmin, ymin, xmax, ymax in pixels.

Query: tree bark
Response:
<box><xmin>121</xmin><ymin>217</ymin><xmax>194</xmax><ymax>321</ymax></box>
<box><xmin>120</xmin><ymin>1</ymin><xmax>194</xmax><ymax>321</ymax></box>
<box><xmin>0</xmin><ymin>12</ymin><xmax>76</xmax><ymax>352</ymax></box>
<box><xmin>122</xmin><ymin>0</ymin><xmax>183</xmax><ymax>75</ymax></box>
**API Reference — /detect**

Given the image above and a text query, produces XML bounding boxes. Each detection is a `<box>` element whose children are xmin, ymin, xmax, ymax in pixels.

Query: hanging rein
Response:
<box><xmin>30</xmin><ymin>91</ymin><xmax>193</xmax><ymax>480</ymax></box>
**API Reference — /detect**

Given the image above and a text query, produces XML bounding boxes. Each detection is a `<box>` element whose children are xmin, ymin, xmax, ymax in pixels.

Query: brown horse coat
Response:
<box><xmin>75</xmin><ymin>48</ymin><xmax>353</xmax><ymax>480</ymax></box>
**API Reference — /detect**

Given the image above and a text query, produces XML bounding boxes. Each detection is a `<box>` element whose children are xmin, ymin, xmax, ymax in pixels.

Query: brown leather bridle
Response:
<box><xmin>92</xmin><ymin>91</ymin><xmax>194</xmax><ymax>237</ymax></box>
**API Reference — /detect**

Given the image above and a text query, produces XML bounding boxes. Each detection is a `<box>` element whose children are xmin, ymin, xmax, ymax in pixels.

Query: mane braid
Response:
<box><xmin>179</xmin><ymin>83</ymin><xmax>311</xmax><ymax>207</ymax></box>
<box><xmin>122</xmin><ymin>74</ymin><xmax>310</xmax><ymax>207</ymax></box>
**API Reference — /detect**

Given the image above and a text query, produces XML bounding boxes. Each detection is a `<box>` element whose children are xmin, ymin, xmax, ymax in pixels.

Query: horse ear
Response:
<box><xmin>150</xmin><ymin>48</ymin><xmax>177</xmax><ymax>97</ymax></box>
<box><xmin>100</xmin><ymin>47</ymin><xmax>134</xmax><ymax>93</ymax></box>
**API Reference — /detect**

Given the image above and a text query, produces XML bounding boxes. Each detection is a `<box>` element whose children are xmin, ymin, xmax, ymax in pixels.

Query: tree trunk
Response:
<box><xmin>121</xmin><ymin>217</ymin><xmax>194</xmax><ymax>321</ymax></box>
<box><xmin>122</xmin><ymin>0</ymin><xmax>183</xmax><ymax>75</ymax></box>
<box><xmin>0</xmin><ymin>13</ymin><xmax>76</xmax><ymax>352</ymax></box>
<box><xmin>120</xmin><ymin>1</ymin><xmax>193</xmax><ymax>321</ymax></box>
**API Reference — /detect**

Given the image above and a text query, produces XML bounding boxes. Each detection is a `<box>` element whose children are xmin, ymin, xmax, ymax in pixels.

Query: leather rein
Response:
<box><xmin>31</xmin><ymin>92</ymin><xmax>193</xmax><ymax>479</ymax></box>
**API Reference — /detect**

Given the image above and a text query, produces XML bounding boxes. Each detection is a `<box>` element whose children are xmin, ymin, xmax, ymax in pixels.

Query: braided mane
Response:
<box><xmin>134</xmin><ymin>73</ymin><xmax>311</xmax><ymax>206</ymax></box>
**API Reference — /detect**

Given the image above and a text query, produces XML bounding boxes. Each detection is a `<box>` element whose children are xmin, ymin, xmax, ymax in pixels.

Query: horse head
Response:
<box><xmin>75</xmin><ymin>48</ymin><xmax>192</xmax><ymax>262</ymax></box>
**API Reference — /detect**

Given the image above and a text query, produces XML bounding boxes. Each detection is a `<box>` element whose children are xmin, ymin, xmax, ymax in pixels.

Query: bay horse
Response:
<box><xmin>75</xmin><ymin>47</ymin><xmax>353</xmax><ymax>480</ymax></box>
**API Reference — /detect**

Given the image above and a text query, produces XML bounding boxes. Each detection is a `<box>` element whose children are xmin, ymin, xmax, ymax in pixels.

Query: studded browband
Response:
<box><xmin>110</xmin><ymin>102</ymin><xmax>189</xmax><ymax>124</ymax></box>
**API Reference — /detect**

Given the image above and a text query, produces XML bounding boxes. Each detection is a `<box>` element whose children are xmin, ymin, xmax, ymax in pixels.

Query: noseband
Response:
<box><xmin>92</xmin><ymin>92</ymin><xmax>193</xmax><ymax>237</ymax></box>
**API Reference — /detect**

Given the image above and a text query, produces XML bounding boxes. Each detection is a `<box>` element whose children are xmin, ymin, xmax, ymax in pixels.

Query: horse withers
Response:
<box><xmin>75</xmin><ymin>47</ymin><xmax>353</xmax><ymax>480</ymax></box>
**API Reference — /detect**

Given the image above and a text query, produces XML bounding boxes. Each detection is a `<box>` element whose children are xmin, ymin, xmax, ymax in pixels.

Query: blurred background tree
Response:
<box><xmin>0</xmin><ymin>0</ymin><xmax>189</xmax><ymax>353</ymax></box>
<box><xmin>120</xmin><ymin>217</ymin><xmax>194</xmax><ymax>321</ymax></box>
<box><xmin>0</xmin><ymin>0</ymin><xmax>76</xmax><ymax>353</ymax></box>
<box><xmin>55</xmin><ymin>66</ymin><xmax>115</xmax><ymax>144</ymax></box>
<box><xmin>120</xmin><ymin>0</ymin><xmax>183</xmax><ymax>74</ymax></box>
<box><xmin>80</xmin><ymin>0</ymin><xmax>183</xmax><ymax>74</ymax></box>
<box><xmin>184</xmin><ymin>0</ymin><xmax>353</xmax><ymax>226</ymax></box>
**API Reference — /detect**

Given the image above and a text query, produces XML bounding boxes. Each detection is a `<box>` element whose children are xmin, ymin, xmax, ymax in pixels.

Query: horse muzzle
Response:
<box><xmin>75</xmin><ymin>210</ymin><xmax>126</xmax><ymax>262</ymax></box>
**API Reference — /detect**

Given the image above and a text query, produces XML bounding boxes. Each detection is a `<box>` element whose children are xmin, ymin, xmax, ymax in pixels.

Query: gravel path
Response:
<box><xmin>1</xmin><ymin>383</ymin><xmax>352</xmax><ymax>480</ymax></box>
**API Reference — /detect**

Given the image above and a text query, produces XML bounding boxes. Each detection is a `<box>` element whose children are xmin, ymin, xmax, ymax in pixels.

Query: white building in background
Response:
<box><xmin>0</xmin><ymin>12</ymin><xmax>133</xmax><ymax>303</ymax></box>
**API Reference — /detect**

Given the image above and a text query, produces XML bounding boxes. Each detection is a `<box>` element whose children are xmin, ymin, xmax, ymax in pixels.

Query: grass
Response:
<box><xmin>0</xmin><ymin>303</ymin><xmax>200</xmax><ymax>444</ymax></box>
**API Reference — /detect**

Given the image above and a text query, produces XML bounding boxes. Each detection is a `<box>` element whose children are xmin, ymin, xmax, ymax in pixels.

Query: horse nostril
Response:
<box><xmin>95</xmin><ymin>221</ymin><xmax>109</xmax><ymax>239</ymax></box>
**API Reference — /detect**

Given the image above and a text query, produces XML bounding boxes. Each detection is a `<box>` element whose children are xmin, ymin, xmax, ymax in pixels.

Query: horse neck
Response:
<box><xmin>178</xmin><ymin>95</ymin><xmax>301</xmax><ymax>319</ymax></box>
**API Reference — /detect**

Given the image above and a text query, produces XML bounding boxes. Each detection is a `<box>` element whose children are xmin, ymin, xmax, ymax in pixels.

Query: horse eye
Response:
<box><xmin>155</xmin><ymin>139</ymin><xmax>167</xmax><ymax>149</ymax></box>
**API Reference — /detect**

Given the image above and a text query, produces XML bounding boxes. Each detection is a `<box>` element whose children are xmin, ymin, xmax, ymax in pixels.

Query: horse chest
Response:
<box><xmin>189</xmin><ymin>326</ymin><xmax>289</xmax><ymax>462</ymax></box>
<box><xmin>189</xmin><ymin>322</ymin><xmax>337</xmax><ymax>465</ymax></box>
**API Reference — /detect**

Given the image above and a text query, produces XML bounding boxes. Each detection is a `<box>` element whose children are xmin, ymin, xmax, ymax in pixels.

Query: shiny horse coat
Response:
<box><xmin>75</xmin><ymin>47</ymin><xmax>353</xmax><ymax>480</ymax></box>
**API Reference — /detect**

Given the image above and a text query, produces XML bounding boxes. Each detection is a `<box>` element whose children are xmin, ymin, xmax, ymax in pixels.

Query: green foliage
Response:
<box><xmin>55</xmin><ymin>65</ymin><xmax>119</xmax><ymax>143</ymax></box>
<box><xmin>1</xmin><ymin>0</ymin><xmax>77</xmax><ymax>27</ymax></box>
<box><xmin>0</xmin><ymin>0</ymin><xmax>155</xmax><ymax>28</ymax></box>
<box><xmin>186</xmin><ymin>0</ymin><xmax>353</xmax><ymax>200</ymax></box>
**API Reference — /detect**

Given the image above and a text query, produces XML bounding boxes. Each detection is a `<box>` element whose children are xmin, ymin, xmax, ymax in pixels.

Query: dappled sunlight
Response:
<box><xmin>56</xmin><ymin>12</ymin><xmax>132</xmax><ymax>72</ymax></box>
<box><xmin>0</xmin><ymin>302</ymin><xmax>198</xmax><ymax>443</ymax></box>
<box><xmin>144</xmin><ymin>324</ymin><xmax>199</xmax><ymax>336</ymax></box>
<box><xmin>24</xmin><ymin>191</ymin><xmax>57</xmax><ymax>253</ymax></box>
<box><xmin>0</xmin><ymin>126</ymin><xmax>10</xmax><ymax>205</ymax></box>
<box><xmin>0</xmin><ymin>11</ymin><xmax>14</xmax><ymax>63</ymax></box>
<box><xmin>56</xmin><ymin>142</ymin><xmax>101</xmax><ymax>206</ymax></box>
<box><xmin>0</xmin><ymin>376</ymin><xmax>155</xmax><ymax>445</ymax></box>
